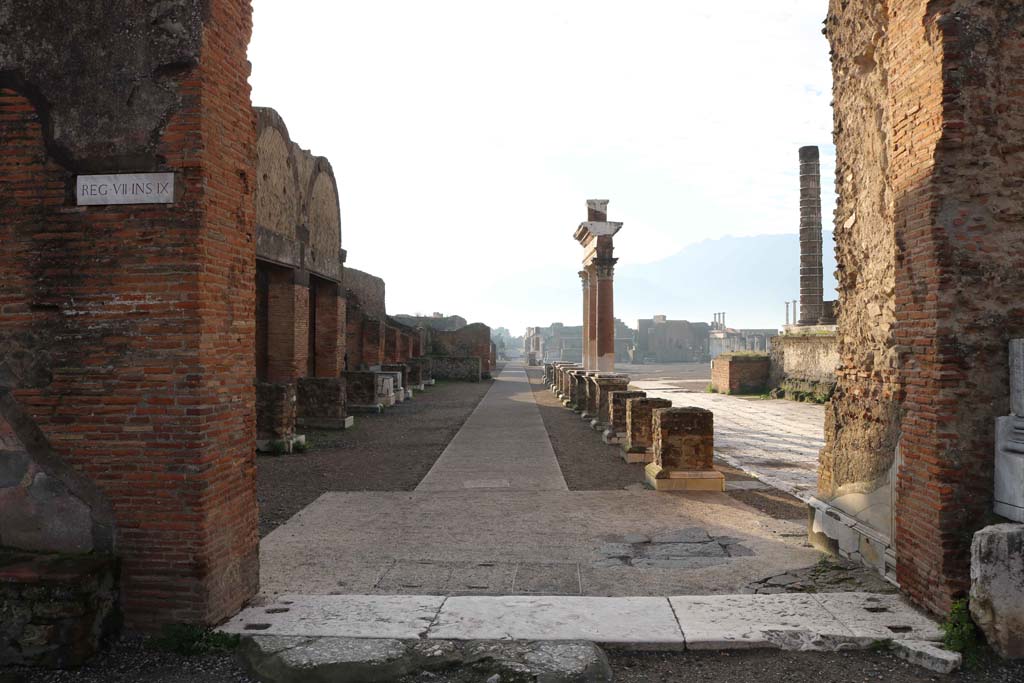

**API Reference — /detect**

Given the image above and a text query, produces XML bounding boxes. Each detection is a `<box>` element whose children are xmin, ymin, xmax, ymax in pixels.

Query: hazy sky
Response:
<box><xmin>248</xmin><ymin>1</ymin><xmax>837</xmax><ymax>333</ymax></box>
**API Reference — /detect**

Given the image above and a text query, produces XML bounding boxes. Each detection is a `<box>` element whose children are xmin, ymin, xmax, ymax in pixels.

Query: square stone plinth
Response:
<box><xmin>624</xmin><ymin>397</ymin><xmax>672</xmax><ymax>460</ymax></box>
<box><xmin>644</xmin><ymin>465</ymin><xmax>725</xmax><ymax>492</ymax></box>
<box><xmin>645</xmin><ymin>407</ymin><xmax>722</xmax><ymax>491</ymax></box>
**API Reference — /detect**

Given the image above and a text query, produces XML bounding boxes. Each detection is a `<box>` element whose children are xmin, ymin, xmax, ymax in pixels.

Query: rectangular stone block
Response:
<box><xmin>711</xmin><ymin>354</ymin><xmax>770</xmax><ymax>395</ymax></box>
<box><xmin>609</xmin><ymin>391</ymin><xmax>647</xmax><ymax>436</ymax></box>
<box><xmin>624</xmin><ymin>397</ymin><xmax>672</xmax><ymax>462</ymax></box>
<box><xmin>645</xmin><ymin>407</ymin><xmax>723</xmax><ymax>491</ymax></box>
<box><xmin>296</xmin><ymin>377</ymin><xmax>348</xmax><ymax>430</ymax></box>
<box><xmin>343</xmin><ymin>371</ymin><xmax>377</xmax><ymax>406</ymax></box>
<box><xmin>256</xmin><ymin>382</ymin><xmax>296</xmax><ymax>442</ymax></box>
<box><xmin>593</xmin><ymin>375</ymin><xmax>630</xmax><ymax>429</ymax></box>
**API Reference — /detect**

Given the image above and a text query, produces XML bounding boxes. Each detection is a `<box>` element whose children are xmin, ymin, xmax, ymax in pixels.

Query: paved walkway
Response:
<box><xmin>258</xmin><ymin>363</ymin><xmax>819</xmax><ymax>598</ymax></box>
<box><xmin>416</xmin><ymin>364</ymin><xmax>567</xmax><ymax>491</ymax></box>
<box><xmin>631</xmin><ymin>379</ymin><xmax>825</xmax><ymax>501</ymax></box>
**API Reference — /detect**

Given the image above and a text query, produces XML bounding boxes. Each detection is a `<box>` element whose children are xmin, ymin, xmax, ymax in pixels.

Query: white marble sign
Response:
<box><xmin>76</xmin><ymin>173</ymin><xmax>174</xmax><ymax>206</ymax></box>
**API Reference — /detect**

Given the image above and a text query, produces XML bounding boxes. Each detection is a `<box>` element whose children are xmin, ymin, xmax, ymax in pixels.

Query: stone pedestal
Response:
<box><xmin>645</xmin><ymin>407</ymin><xmax>724</xmax><ymax>491</ymax></box>
<box><xmin>256</xmin><ymin>382</ymin><xmax>302</xmax><ymax>452</ymax></box>
<box><xmin>581</xmin><ymin>372</ymin><xmax>600</xmax><ymax>419</ymax></box>
<box><xmin>623</xmin><ymin>397</ymin><xmax>672</xmax><ymax>464</ymax></box>
<box><xmin>603</xmin><ymin>390</ymin><xmax>646</xmax><ymax>445</ymax></box>
<box><xmin>374</xmin><ymin>373</ymin><xmax>396</xmax><ymax>407</ymax></box>
<box><xmin>970</xmin><ymin>524</ymin><xmax>1024</xmax><ymax>659</ymax></box>
<box><xmin>296</xmin><ymin>377</ymin><xmax>353</xmax><ymax>430</ymax></box>
<box><xmin>565</xmin><ymin>370</ymin><xmax>587</xmax><ymax>410</ymax></box>
<box><xmin>591</xmin><ymin>374</ymin><xmax>630</xmax><ymax>431</ymax></box>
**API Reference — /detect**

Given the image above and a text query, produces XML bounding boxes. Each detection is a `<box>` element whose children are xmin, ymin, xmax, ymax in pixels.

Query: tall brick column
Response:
<box><xmin>595</xmin><ymin>259</ymin><xmax>617</xmax><ymax>372</ymax></box>
<box><xmin>579</xmin><ymin>270</ymin><xmax>591</xmax><ymax>370</ymax></box>
<box><xmin>798</xmin><ymin>146</ymin><xmax>823</xmax><ymax>325</ymax></box>
<box><xmin>574</xmin><ymin>199</ymin><xmax>623</xmax><ymax>374</ymax></box>
<box><xmin>361</xmin><ymin>318</ymin><xmax>383</xmax><ymax>367</ymax></box>
<box><xmin>0</xmin><ymin>0</ymin><xmax>258</xmax><ymax>627</ymax></box>
<box><xmin>266</xmin><ymin>268</ymin><xmax>309</xmax><ymax>384</ymax></box>
<box><xmin>313</xmin><ymin>280</ymin><xmax>344</xmax><ymax>378</ymax></box>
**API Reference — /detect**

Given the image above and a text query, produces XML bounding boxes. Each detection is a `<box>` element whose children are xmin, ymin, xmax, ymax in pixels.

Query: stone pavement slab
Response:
<box><xmin>220</xmin><ymin>595</ymin><xmax>444</xmax><ymax>639</ymax></box>
<box><xmin>416</xmin><ymin>364</ymin><xmax>568</xmax><ymax>492</ymax></box>
<box><xmin>630</xmin><ymin>380</ymin><xmax>824</xmax><ymax>501</ymax></box>
<box><xmin>428</xmin><ymin>596</ymin><xmax>684</xmax><ymax>646</ymax></box>
<box><xmin>224</xmin><ymin>592</ymin><xmax>942</xmax><ymax>653</ymax></box>
<box><xmin>258</xmin><ymin>489</ymin><xmax>817</xmax><ymax>597</ymax></box>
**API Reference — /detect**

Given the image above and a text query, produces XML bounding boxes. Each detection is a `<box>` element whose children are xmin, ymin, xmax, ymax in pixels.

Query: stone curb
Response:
<box><xmin>222</xmin><ymin>592</ymin><xmax>950</xmax><ymax>663</ymax></box>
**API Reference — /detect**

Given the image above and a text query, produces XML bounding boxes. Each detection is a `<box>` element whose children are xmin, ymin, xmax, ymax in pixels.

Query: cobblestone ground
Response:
<box><xmin>626</xmin><ymin>362</ymin><xmax>824</xmax><ymax>501</ymax></box>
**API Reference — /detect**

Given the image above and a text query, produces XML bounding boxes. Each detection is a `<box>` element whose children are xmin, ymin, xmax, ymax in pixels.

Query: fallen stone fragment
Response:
<box><xmin>892</xmin><ymin>640</ymin><xmax>961</xmax><ymax>674</ymax></box>
<box><xmin>240</xmin><ymin>636</ymin><xmax>410</xmax><ymax>682</ymax></box>
<box><xmin>970</xmin><ymin>523</ymin><xmax>1024</xmax><ymax>659</ymax></box>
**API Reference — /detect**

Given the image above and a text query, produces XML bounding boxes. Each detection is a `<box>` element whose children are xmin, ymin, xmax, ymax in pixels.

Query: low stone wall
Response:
<box><xmin>769</xmin><ymin>331</ymin><xmax>839</xmax><ymax>402</ymax></box>
<box><xmin>256</xmin><ymin>382</ymin><xmax>296</xmax><ymax>441</ymax></box>
<box><xmin>296</xmin><ymin>377</ymin><xmax>348</xmax><ymax>429</ymax></box>
<box><xmin>429</xmin><ymin>356</ymin><xmax>482</xmax><ymax>382</ymax></box>
<box><xmin>0</xmin><ymin>551</ymin><xmax>117</xmax><ymax>668</ymax></box>
<box><xmin>711</xmin><ymin>354</ymin><xmax>770</xmax><ymax>395</ymax></box>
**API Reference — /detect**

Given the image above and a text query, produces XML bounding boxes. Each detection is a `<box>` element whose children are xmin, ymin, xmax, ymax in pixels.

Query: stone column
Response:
<box><xmin>587</xmin><ymin>267</ymin><xmax>598</xmax><ymax>370</ymax></box>
<box><xmin>580</xmin><ymin>270</ymin><xmax>591</xmax><ymax>370</ymax></box>
<box><xmin>596</xmin><ymin>259</ymin><xmax>617</xmax><ymax>372</ymax></box>
<box><xmin>798</xmin><ymin>145</ymin><xmax>823</xmax><ymax>325</ymax></box>
<box><xmin>645</xmin><ymin>407</ymin><xmax>725</xmax><ymax>491</ymax></box>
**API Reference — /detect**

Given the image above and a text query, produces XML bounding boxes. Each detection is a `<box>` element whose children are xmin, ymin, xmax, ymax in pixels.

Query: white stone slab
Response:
<box><xmin>219</xmin><ymin>594</ymin><xmax>444</xmax><ymax>639</ymax></box>
<box><xmin>670</xmin><ymin>593</ymin><xmax>854</xmax><ymax>650</ymax></box>
<box><xmin>428</xmin><ymin>596</ymin><xmax>684</xmax><ymax>646</ymax></box>
<box><xmin>813</xmin><ymin>592</ymin><xmax>942</xmax><ymax>641</ymax></box>
<box><xmin>76</xmin><ymin>172</ymin><xmax>174</xmax><ymax>205</ymax></box>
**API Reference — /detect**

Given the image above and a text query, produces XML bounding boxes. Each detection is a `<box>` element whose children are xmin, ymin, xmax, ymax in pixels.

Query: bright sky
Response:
<box><xmin>249</xmin><ymin>0</ymin><xmax>836</xmax><ymax>333</ymax></box>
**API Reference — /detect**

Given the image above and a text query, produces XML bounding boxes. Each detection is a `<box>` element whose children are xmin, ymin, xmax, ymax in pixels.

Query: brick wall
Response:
<box><xmin>0</xmin><ymin>0</ymin><xmax>258</xmax><ymax>627</ymax></box>
<box><xmin>431</xmin><ymin>323</ymin><xmax>492</xmax><ymax>377</ymax></box>
<box><xmin>825</xmin><ymin>0</ymin><xmax>1024</xmax><ymax>614</ymax></box>
<box><xmin>429</xmin><ymin>357</ymin><xmax>482</xmax><ymax>382</ymax></box>
<box><xmin>711</xmin><ymin>355</ymin><xmax>770</xmax><ymax>395</ymax></box>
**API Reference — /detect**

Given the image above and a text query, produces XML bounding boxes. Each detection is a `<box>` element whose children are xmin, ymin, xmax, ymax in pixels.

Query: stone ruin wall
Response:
<box><xmin>345</xmin><ymin>268</ymin><xmax>387</xmax><ymax>320</ymax></box>
<box><xmin>255</xmin><ymin>107</ymin><xmax>342</xmax><ymax>279</ymax></box>
<box><xmin>0</xmin><ymin>0</ymin><xmax>259</xmax><ymax>626</ymax></box>
<box><xmin>825</xmin><ymin>0</ymin><xmax>1024</xmax><ymax>613</ymax></box>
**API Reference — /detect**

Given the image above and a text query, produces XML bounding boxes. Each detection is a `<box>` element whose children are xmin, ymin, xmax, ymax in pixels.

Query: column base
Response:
<box><xmin>590</xmin><ymin>419</ymin><xmax>606</xmax><ymax>432</ymax></box>
<box><xmin>296</xmin><ymin>416</ymin><xmax>355</xmax><ymax>430</ymax></box>
<box><xmin>256</xmin><ymin>434</ymin><xmax>306</xmax><ymax>454</ymax></box>
<box><xmin>644</xmin><ymin>464</ymin><xmax>725</xmax><ymax>491</ymax></box>
<box><xmin>602</xmin><ymin>429</ymin><xmax>625</xmax><ymax>445</ymax></box>
<box><xmin>349</xmin><ymin>404</ymin><xmax>385</xmax><ymax>414</ymax></box>
<box><xmin>622</xmin><ymin>447</ymin><xmax>653</xmax><ymax>464</ymax></box>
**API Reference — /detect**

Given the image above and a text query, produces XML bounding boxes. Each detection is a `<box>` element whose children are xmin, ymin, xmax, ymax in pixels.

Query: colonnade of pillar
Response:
<box><xmin>576</xmin><ymin>200</ymin><xmax>620</xmax><ymax>372</ymax></box>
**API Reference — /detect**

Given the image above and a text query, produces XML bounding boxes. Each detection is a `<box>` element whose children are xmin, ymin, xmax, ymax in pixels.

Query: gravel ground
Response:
<box><xmin>257</xmin><ymin>376</ymin><xmax>494</xmax><ymax>536</ymax></box>
<box><xmin>609</xmin><ymin>648</ymin><xmax>1024</xmax><ymax>683</ymax></box>
<box><xmin>526</xmin><ymin>367</ymin><xmax>644</xmax><ymax>490</ymax></box>
<box><xmin>4</xmin><ymin>636</ymin><xmax>255</xmax><ymax>683</ymax></box>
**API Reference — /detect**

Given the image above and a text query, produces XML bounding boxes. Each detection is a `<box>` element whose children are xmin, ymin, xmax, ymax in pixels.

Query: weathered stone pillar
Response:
<box><xmin>604</xmin><ymin>390</ymin><xmax>647</xmax><ymax>445</ymax></box>
<box><xmin>575</xmin><ymin>200</ymin><xmax>621</xmax><ymax>372</ymax></box>
<box><xmin>580</xmin><ymin>270</ymin><xmax>592</xmax><ymax>371</ymax></box>
<box><xmin>361</xmin><ymin>319</ymin><xmax>383</xmax><ymax>368</ymax></box>
<box><xmin>798</xmin><ymin>146</ymin><xmax>823</xmax><ymax>325</ymax></box>
<box><xmin>623</xmin><ymin>397</ymin><xmax>672</xmax><ymax>464</ymax></box>
<box><xmin>591</xmin><ymin>375</ymin><xmax>631</xmax><ymax>432</ymax></box>
<box><xmin>596</xmin><ymin>260</ymin><xmax>617</xmax><ymax>372</ymax></box>
<box><xmin>645</xmin><ymin>407</ymin><xmax>725</xmax><ymax>491</ymax></box>
<box><xmin>313</xmin><ymin>280</ymin><xmax>345</xmax><ymax>378</ymax></box>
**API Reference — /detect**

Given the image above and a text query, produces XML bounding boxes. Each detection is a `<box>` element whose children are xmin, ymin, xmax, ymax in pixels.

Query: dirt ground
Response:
<box><xmin>525</xmin><ymin>367</ymin><xmax>809</xmax><ymax>522</ymax></box>
<box><xmin>256</xmin><ymin>376</ymin><xmax>494</xmax><ymax>536</ymax></box>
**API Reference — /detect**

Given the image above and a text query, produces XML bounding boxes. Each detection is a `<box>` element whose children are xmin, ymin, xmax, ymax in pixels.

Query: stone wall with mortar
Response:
<box><xmin>711</xmin><ymin>355</ymin><xmax>770</xmax><ymax>395</ymax></box>
<box><xmin>823</xmin><ymin>0</ymin><xmax>1024</xmax><ymax>614</ymax></box>
<box><xmin>429</xmin><ymin>357</ymin><xmax>482</xmax><ymax>383</ymax></box>
<box><xmin>430</xmin><ymin>323</ymin><xmax>493</xmax><ymax>377</ymax></box>
<box><xmin>345</xmin><ymin>268</ymin><xmax>386</xmax><ymax>320</ymax></box>
<box><xmin>255</xmin><ymin>107</ymin><xmax>342</xmax><ymax>282</ymax></box>
<box><xmin>769</xmin><ymin>332</ymin><xmax>840</xmax><ymax>402</ymax></box>
<box><xmin>0</xmin><ymin>0</ymin><xmax>259</xmax><ymax>627</ymax></box>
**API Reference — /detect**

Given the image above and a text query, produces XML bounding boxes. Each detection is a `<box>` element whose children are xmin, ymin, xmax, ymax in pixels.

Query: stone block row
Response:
<box><xmin>544</xmin><ymin>363</ymin><xmax>723</xmax><ymax>491</ymax></box>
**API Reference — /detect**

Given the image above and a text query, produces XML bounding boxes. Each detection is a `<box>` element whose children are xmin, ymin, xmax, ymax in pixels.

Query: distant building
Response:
<box><xmin>633</xmin><ymin>316</ymin><xmax>710</xmax><ymax>363</ymax></box>
<box><xmin>525</xmin><ymin>320</ymin><xmax>633</xmax><ymax>363</ymax></box>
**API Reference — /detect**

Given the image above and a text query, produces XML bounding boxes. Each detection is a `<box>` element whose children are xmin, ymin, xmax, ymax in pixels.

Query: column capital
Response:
<box><xmin>594</xmin><ymin>258</ymin><xmax>617</xmax><ymax>279</ymax></box>
<box><xmin>579</xmin><ymin>270</ymin><xmax>590</xmax><ymax>288</ymax></box>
